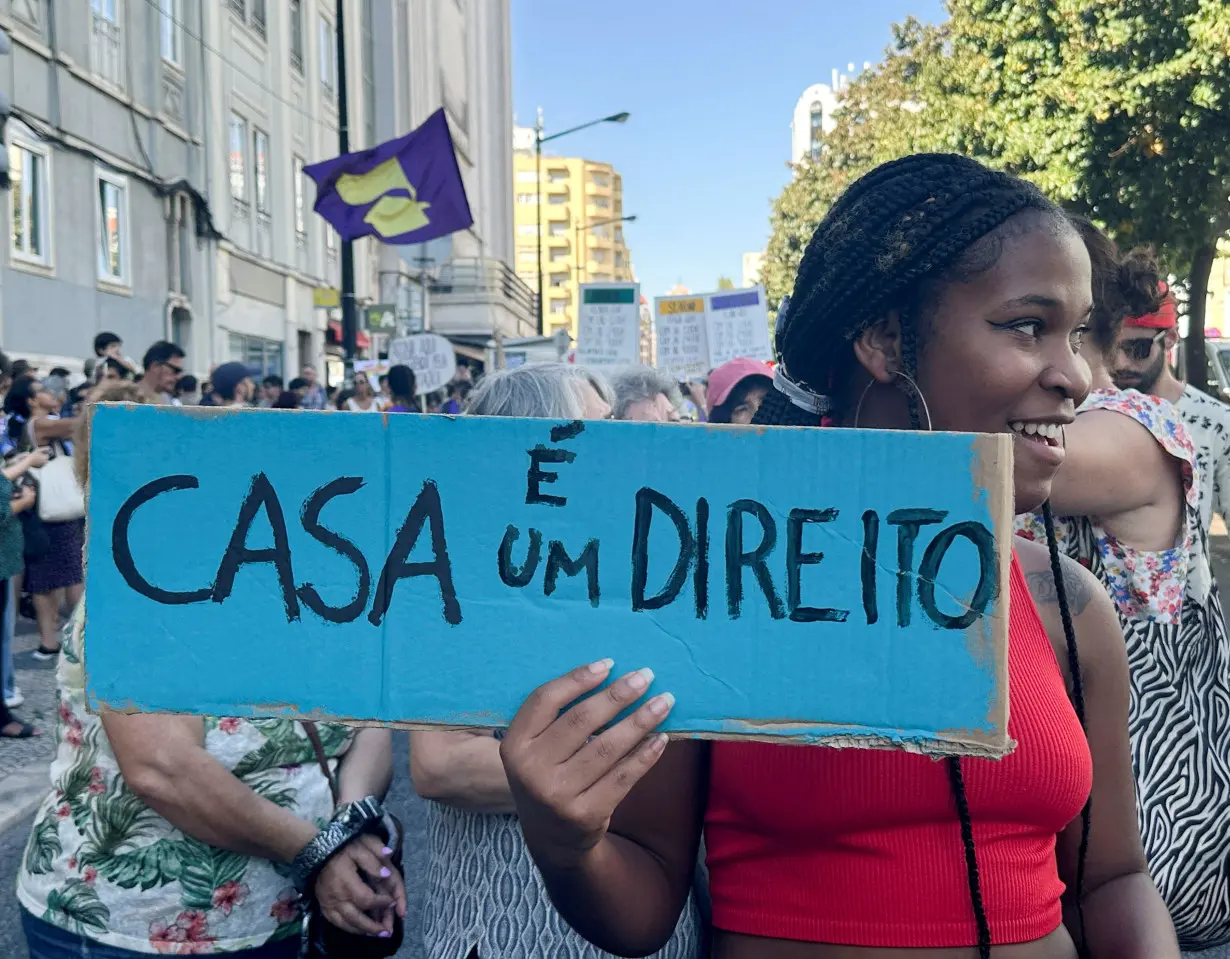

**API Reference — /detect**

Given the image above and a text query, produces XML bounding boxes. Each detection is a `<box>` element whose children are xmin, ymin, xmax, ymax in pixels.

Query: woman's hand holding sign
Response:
<box><xmin>499</xmin><ymin>660</ymin><xmax>675</xmax><ymax>870</ymax></box>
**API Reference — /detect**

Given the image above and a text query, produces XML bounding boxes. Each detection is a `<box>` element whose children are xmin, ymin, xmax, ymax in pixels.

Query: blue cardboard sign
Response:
<box><xmin>84</xmin><ymin>405</ymin><xmax>1013</xmax><ymax>757</ymax></box>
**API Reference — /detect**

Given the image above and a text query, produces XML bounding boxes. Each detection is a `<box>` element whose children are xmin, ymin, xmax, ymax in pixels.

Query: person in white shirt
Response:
<box><xmin>1112</xmin><ymin>285</ymin><xmax>1230</xmax><ymax>535</ymax></box>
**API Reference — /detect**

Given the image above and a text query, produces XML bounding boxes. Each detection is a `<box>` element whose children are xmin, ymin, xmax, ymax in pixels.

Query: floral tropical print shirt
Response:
<box><xmin>16</xmin><ymin>604</ymin><xmax>356</xmax><ymax>954</ymax></box>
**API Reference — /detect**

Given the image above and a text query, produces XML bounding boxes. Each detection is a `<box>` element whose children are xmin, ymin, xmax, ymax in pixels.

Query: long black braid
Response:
<box><xmin>753</xmin><ymin>154</ymin><xmax>1090</xmax><ymax>957</ymax></box>
<box><xmin>1042</xmin><ymin>501</ymin><xmax>1093</xmax><ymax>959</ymax></box>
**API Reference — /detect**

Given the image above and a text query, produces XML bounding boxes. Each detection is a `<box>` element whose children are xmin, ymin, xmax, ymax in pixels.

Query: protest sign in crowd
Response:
<box><xmin>6</xmin><ymin>152</ymin><xmax>1230</xmax><ymax>959</ymax></box>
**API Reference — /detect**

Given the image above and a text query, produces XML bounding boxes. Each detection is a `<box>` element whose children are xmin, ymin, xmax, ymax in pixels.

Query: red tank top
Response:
<box><xmin>703</xmin><ymin>552</ymin><xmax>1092</xmax><ymax>948</ymax></box>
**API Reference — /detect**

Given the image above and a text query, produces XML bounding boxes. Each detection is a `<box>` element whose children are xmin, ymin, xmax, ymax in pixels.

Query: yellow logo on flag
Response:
<box><xmin>335</xmin><ymin>158</ymin><xmax>432</xmax><ymax>238</ymax></box>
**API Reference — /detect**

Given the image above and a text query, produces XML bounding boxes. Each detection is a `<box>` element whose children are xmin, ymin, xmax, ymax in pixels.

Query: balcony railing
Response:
<box><xmin>430</xmin><ymin>258</ymin><xmax>537</xmax><ymax>324</ymax></box>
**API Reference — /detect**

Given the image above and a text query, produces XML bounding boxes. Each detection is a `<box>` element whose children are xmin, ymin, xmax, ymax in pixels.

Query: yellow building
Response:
<box><xmin>1206</xmin><ymin>240</ymin><xmax>1230</xmax><ymax>337</ymax></box>
<box><xmin>512</xmin><ymin>136</ymin><xmax>635</xmax><ymax>338</ymax></box>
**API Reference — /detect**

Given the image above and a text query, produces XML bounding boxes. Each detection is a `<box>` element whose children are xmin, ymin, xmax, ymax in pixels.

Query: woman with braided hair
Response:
<box><xmin>495</xmin><ymin>154</ymin><xmax>1178</xmax><ymax>958</ymax></box>
<box><xmin>1018</xmin><ymin>220</ymin><xmax>1230</xmax><ymax>957</ymax></box>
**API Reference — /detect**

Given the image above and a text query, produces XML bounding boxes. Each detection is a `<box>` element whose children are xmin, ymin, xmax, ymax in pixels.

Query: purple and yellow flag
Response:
<box><xmin>305</xmin><ymin>108</ymin><xmax>473</xmax><ymax>245</ymax></box>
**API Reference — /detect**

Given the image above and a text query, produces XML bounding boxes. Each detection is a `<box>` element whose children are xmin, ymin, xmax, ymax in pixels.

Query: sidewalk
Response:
<box><xmin>0</xmin><ymin>619</ymin><xmax>58</xmax><ymax>834</ymax></box>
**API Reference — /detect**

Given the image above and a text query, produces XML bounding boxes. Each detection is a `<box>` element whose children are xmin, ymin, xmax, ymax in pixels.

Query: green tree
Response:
<box><xmin>764</xmin><ymin>1</ymin><xmax>1230</xmax><ymax>386</ymax></box>
<box><xmin>716</xmin><ymin>276</ymin><xmax>736</xmax><ymax>289</ymax></box>
<box><xmin>946</xmin><ymin>0</ymin><xmax>1230</xmax><ymax>388</ymax></box>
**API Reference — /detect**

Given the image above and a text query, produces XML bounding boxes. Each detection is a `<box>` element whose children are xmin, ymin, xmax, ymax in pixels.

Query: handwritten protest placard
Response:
<box><xmin>706</xmin><ymin>285</ymin><xmax>773</xmax><ymax>367</ymax></box>
<box><xmin>575</xmin><ymin>283</ymin><xmax>641</xmax><ymax>367</ymax></box>
<box><xmin>654</xmin><ymin>296</ymin><xmax>710</xmax><ymax>380</ymax></box>
<box><xmin>84</xmin><ymin>405</ymin><xmax>1013</xmax><ymax>757</ymax></box>
<box><xmin>387</xmin><ymin>333</ymin><xmax>455</xmax><ymax>394</ymax></box>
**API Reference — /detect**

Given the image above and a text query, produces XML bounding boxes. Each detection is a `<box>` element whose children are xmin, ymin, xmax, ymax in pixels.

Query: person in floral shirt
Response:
<box><xmin>1016</xmin><ymin>220</ymin><xmax>1230</xmax><ymax>956</ymax></box>
<box><xmin>16</xmin><ymin>383</ymin><xmax>404</xmax><ymax>958</ymax></box>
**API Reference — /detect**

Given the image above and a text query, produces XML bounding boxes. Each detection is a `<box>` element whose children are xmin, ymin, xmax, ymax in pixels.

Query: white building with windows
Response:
<box><xmin>2</xmin><ymin>0</ymin><xmax>528</xmax><ymax>385</ymax></box>
<box><xmin>1</xmin><ymin>0</ymin><xmax>212</xmax><ymax>375</ymax></box>
<box><xmin>790</xmin><ymin>65</ymin><xmax>869</xmax><ymax>166</ymax></box>
<box><xmin>202</xmin><ymin>0</ymin><xmax>378</xmax><ymax>386</ymax></box>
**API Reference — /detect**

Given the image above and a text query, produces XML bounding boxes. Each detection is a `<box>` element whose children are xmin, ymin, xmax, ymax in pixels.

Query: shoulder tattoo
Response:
<box><xmin>1024</xmin><ymin>558</ymin><xmax>1095</xmax><ymax>617</ymax></box>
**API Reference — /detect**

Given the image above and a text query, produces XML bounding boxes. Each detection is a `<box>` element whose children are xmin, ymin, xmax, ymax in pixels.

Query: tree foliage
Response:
<box><xmin>764</xmin><ymin>0</ymin><xmax>1230</xmax><ymax>385</ymax></box>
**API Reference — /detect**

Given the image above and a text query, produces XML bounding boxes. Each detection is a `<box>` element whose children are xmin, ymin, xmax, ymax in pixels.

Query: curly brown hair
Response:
<box><xmin>1067</xmin><ymin>215</ymin><xmax>1163</xmax><ymax>358</ymax></box>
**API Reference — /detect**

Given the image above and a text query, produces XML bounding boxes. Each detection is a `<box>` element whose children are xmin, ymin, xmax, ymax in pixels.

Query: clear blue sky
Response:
<box><xmin>510</xmin><ymin>0</ymin><xmax>946</xmax><ymax>298</ymax></box>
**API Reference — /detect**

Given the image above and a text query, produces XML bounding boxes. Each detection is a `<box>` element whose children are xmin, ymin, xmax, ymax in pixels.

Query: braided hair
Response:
<box><xmin>754</xmin><ymin>154</ymin><xmax>1091</xmax><ymax>958</ymax></box>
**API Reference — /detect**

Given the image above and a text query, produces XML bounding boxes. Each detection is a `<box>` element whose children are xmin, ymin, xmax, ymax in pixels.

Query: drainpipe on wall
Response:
<box><xmin>198</xmin><ymin>0</ymin><xmax>217</xmax><ymax>374</ymax></box>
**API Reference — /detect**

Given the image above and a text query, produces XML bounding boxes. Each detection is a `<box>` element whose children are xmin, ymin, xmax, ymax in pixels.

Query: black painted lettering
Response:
<box><xmin>725</xmin><ymin>499</ymin><xmax>785</xmax><ymax>620</ymax></box>
<box><xmin>861</xmin><ymin>509</ymin><xmax>879</xmax><ymax>625</ymax></box>
<box><xmin>498</xmin><ymin>525</ymin><xmax>542</xmax><ymax>588</ymax></box>
<box><xmin>544</xmin><ymin>539</ymin><xmax>600</xmax><ymax>607</ymax></box>
<box><xmin>550</xmin><ymin>420</ymin><xmax>585</xmax><ymax>442</ymax></box>
<box><xmin>786</xmin><ymin>508</ymin><xmax>847</xmax><ymax>623</ymax></box>
<box><xmin>694</xmin><ymin>497</ymin><xmax>710</xmax><ymax>620</ymax></box>
<box><xmin>295</xmin><ymin>477</ymin><xmax>371</xmax><ymax>624</ymax></box>
<box><xmin>918</xmin><ymin>521</ymin><xmax>998</xmax><ymax>629</ymax></box>
<box><xmin>213</xmin><ymin>473</ymin><xmax>300</xmax><ymax>622</ymax></box>
<box><xmin>112</xmin><ymin>475</ymin><xmax>212</xmax><ymax>605</ymax></box>
<box><xmin>525</xmin><ymin>447</ymin><xmax>577</xmax><ymax>507</ymax></box>
<box><xmin>886</xmin><ymin>508</ymin><xmax>948</xmax><ymax>627</ymax></box>
<box><xmin>631</xmin><ymin>487</ymin><xmax>694</xmax><ymax>611</ymax></box>
<box><xmin>369</xmin><ymin>480</ymin><xmax>462</xmax><ymax>627</ymax></box>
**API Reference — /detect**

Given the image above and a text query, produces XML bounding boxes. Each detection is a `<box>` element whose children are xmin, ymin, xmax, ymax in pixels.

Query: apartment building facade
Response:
<box><xmin>2</xmin><ymin>0</ymin><xmax>528</xmax><ymax>383</ymax></box>
<box><xmin>0</xmin><ymin>0</ymin><xmax>212</xmax><ymax>374</ymax></box>
<box><xmin>512</xmin><ymin>127</ymin><xmax>634</xmax><ymax>340</ymax></box>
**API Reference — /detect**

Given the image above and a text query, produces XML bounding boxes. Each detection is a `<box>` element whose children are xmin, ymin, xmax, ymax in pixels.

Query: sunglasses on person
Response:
<box><xmin>163</xmin><ymin>361</ymin><xmax>185</xmax><ymax>376</ymax></box>
<box><xmin>1119</xmin><ymin>330</ymin><xmax>1167</xmax><ymax>362</ymax></box>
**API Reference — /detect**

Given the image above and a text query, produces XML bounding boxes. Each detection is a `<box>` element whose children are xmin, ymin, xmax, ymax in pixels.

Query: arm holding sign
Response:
<box><xmin>500</xmin><ymin>662</ymin><xmax>704</xmax><ymax>956</ymax></box>
<box><xmin>1016</xmin><ymin>540</ymin><xmax>1179</xmax><ymax>957</ymax></box>
<box><xmin>409</xmin><ymin>730</ymin><xmax>517</xmax><ymax>814</ymax></box>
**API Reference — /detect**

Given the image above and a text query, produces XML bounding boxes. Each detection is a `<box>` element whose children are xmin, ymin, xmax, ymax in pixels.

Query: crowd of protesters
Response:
<box><xmin>9</xmin><ymin>155</ymin><xmax>1230</xmax><ymax>959</ymax></box>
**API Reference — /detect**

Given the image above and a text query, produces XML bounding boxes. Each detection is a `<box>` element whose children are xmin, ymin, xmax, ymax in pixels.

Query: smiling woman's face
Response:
<box><xmin>910</xmin><ymin>220</ymin><xmax>1094</xmax><ymax>514</ymax></box>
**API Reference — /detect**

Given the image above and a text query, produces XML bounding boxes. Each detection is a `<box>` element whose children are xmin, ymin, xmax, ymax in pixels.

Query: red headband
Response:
<box><xmin>1124</xmin><ymin>283</ymin><xmax>1177</xmax><ymax>329</ymax></box>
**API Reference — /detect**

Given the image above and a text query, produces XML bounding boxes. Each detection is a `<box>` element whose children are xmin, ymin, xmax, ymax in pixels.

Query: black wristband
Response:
<box><xmin>289</xmin><ymin>796</ymin><xmax>384</xmax><ymax>894</ymax></box>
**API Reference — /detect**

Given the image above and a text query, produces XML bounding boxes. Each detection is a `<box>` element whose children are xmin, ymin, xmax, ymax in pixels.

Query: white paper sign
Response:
<box><xmin>576</xmin><ymin>283</ymin><xmax>641</xmax><ymax>367</ymax></box>
<box><xmin>705</xmin><ymin>286</ymin><xmax>773</xmax><ymax>368</ymax></box>
<box><xmin>388</xmin><ymin>333</ymin><xmax>456</xmax><ymax>395</ymax></box>
<box><xmin>654</xmin><ymin>295</ymin><xmax>710</xmax><ymax>380</ymax></box>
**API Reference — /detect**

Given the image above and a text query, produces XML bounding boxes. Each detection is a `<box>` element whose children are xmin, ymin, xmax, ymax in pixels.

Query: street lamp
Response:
<box><xmin>536</xmin><ymin>110</ymin><xmax>630</xmax><ymax>334</ymax></box>
<box><xmin>574</xmin><ymin>214</ymin><xmax>637</xmax><ymax>280</ymax></box>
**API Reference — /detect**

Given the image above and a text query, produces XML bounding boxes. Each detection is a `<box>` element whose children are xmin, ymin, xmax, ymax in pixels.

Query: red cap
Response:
<box><xmin>706</xmin><ymin>358</ymin><xmax>772</xmax><ymax>414</ymax></box>
<box><xmin>1124</xmin><ymin>282</ymin><xmax>1177</xmax><ymax>329</ymax></box>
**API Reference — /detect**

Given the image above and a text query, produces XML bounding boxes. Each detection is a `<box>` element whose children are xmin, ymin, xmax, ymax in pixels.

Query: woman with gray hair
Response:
<box><xmin>466</xmin><ymin>362</ymin><xmax>614</xmax><ymax>420</ymax></box>
<box><xmin>609</xmin><ymin>366</ymin><xmax>684</xmax><ymax>423</ymax></box>
<box><xmin>410</xmin><ymin>362</ymin><xmax>700</xmax><ymax>959</ymax></box>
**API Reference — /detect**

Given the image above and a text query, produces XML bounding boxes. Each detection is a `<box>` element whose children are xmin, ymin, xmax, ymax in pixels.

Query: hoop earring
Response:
<box><xmin>853</xmin><ymin>370</ymin><xmax>934</xmax><ymax>431</ymax></box>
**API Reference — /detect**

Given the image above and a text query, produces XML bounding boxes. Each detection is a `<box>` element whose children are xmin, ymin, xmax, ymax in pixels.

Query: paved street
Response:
<box><xmin>3</xmin><ymin>531</ymin><xmax>1230</xmax><ymax>957</ymax></box>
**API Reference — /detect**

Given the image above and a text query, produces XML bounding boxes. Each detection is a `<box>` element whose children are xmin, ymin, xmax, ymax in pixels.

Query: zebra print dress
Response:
<box><xmin>1017</xmin><ymin>388</ymin><xmax>1230</xmax><ymax>951</ymax></box>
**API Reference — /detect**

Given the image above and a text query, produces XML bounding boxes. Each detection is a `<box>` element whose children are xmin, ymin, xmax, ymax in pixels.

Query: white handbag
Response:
<box><xmin>31</xmin><ymin>444</ymin><xmax>85</xmax><ymax>523</ymax></box>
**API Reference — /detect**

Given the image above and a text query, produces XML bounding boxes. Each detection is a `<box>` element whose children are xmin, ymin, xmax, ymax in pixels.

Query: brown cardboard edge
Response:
<box><xmin>87</xmin><ymin>700</ymin><xmax>1016</xmax><ymax>759</ymax></box>
<box><xmin>969</xmin><ymin>432</ymin><xmax>1014</xmax><ymax>753</ymax></box>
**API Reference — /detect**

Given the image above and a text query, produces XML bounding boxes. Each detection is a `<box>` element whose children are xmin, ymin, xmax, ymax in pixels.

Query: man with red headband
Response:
<box><xmin>1114</xmin><ymin>286</ymin><xmax>1230</xmax><ymax>533</ymax></box>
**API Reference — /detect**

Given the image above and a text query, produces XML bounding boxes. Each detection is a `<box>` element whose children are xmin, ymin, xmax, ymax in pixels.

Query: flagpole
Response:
<box><xmin>335</xmin><ymin>0</ymin><xmax>358</xmax><ymax>384</ymax></box>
